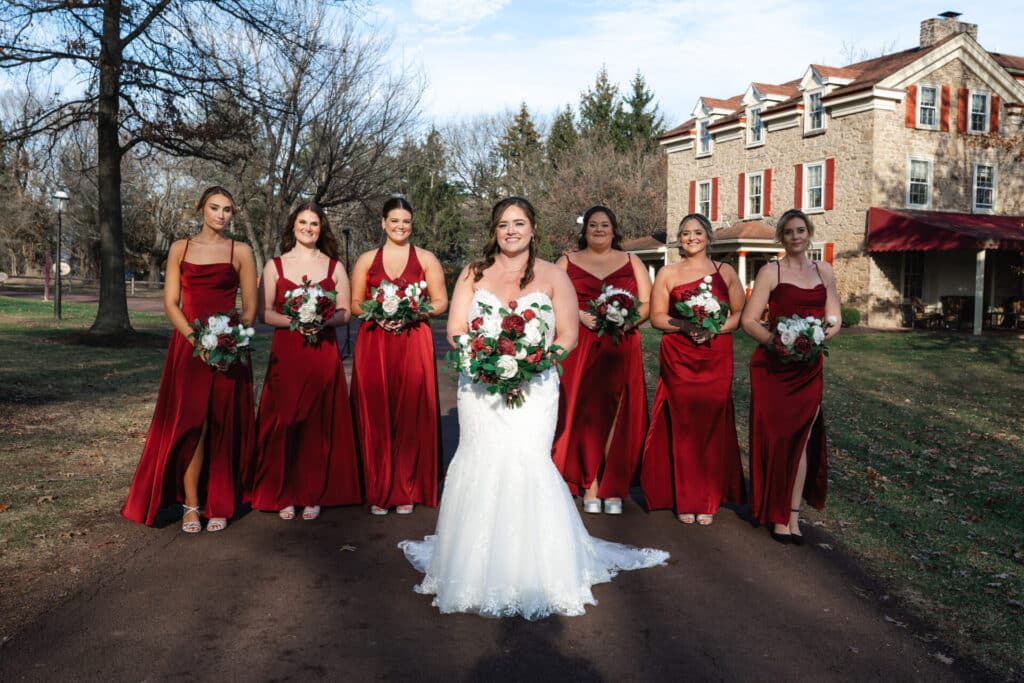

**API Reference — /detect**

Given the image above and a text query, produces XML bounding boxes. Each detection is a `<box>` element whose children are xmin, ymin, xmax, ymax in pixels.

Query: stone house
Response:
<box><xmin>658</xmin><ymin>12</ymin><xmax>1024</xmax><ymax>332</ymax></box>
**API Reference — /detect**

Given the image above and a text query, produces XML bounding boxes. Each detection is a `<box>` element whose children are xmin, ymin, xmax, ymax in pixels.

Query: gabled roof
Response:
<box><xmin>752</xmin><ymin>81</ymin><xmax>800</xmax><ymax>98</ymax></box>
<box><xmin>622</xmin><ymin>232</ymin><xmax>667</xmax><ymax>251</ymax></box>
<box><xmin>660</xmin><ymin>117</ymin><xmax>696</xmax><ymax>140</ymax></box>
<box><xmin>992</xmin><ymin>52</ymin><xmax>1024</xmax><ymax>73</ymax></box>
<box><xmin>700</xmin><ymin>96</ymin><xmax>743</xmax><ymax>110</ymax></box>
<box><xmin>810</xmin><ymin>64</ymin><xmax>863</xmax><ymax>80</ymax></box>
<box><xmin>713</xmin><ymin>221</ymin><xmax>775</xmax><ymax>242</ymax></box>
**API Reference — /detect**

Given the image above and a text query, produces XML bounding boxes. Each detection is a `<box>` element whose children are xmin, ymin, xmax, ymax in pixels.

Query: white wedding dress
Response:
<box><xmin>399</xmin><ymin>289</ymin><xmax>668</xmax><ymax>620</ymax></box>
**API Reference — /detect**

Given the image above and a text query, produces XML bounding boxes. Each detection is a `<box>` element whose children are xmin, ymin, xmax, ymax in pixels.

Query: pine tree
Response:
<box><xmin>497</xmin><ymin>102</ymin><xmax>542</xmax><ymax>194</ymax></box>
<box><xmin>547</xmin><ymin>105</ymin><xmax>578</xmax><ymax>165</ymax></box>
<box><xmin>615</xmin><ymin>71</ymin><xmax>664</xmax><ymax>152</ymax></box>
<box><xmin>578</xmin><ymin>67</ymin><xmax>623</xmax><ymax>138</ymax></box>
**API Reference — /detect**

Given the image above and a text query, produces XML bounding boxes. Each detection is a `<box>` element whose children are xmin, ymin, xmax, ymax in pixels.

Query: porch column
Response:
<box><xmin>973</xmin><ymin>249</ymin><xmax>985</xmax><ymax>335</ymax></box>
<box><xmin>648</xmin><ymin>263</ymin><xmax>656</xmax><ymax>282</ymax></box>
<box><xmin>737</xmin><ymin>250</ymin><xmax>748</xmax><ymax>289</ymax></box>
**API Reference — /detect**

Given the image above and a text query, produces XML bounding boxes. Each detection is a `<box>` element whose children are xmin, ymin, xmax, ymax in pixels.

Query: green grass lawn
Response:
<box><xmin>642</xmin><ymin>326</ymin><xmax>1024</xmax><ymax>677</ymax></box>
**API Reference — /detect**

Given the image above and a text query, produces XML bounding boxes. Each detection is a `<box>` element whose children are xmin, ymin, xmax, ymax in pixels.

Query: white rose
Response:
<box><xmin>380</xmin><ymin>282</ymin><xmax>397</xmax><ymax>297</ymax></box>
<box><xmin>207</xmin><ymin>315</ymin><xmax>229</xmax><ymax>335</ymax></box>
<box><xmin>238</xmin><ymin>335</ymin><xmax>250</xmax><ymax>347</ymax></box>
<box><xmin>298</xmin><ymin>301</ymin><xmax>318</xmax><ymax>323</ymax></box>
<box><xmin>605</xmin><ymin>307</ymin><xmax>625</xmax><ymax>325</ymax></box>
<box><xmin>779</xmin><ymin>330</ymin><xmax>797</xmax><ymax>348</ymax></box>
<box><xmin>382</xmin><ymin>295</ymin><xmax>400</xmax><ymax>316</ymax></box>
<box><xmin>419</xmin><ymin>280</ymin><xmax>427</xmax><ymax>289</ymax></box>
<box><xmin>515</xmin><ymin>347</ymin><xmax>527</xmax><ymax>360</ymax></box>
<box><xmin>703</xmin><ymin>275</ymin><xmax>713</xmax><ymax>284</ymax></box>
<box><xmin>805</xmin><ymin>316</ymin><xmax>816</xmax><ymax>323</ymax></box>
<box><xmin>201</xmin><ymin>333</ymin><xmax>219</xmax><ymax>350</ymax></box>
<box><xmin>523</xmin><ymin>319</ymin><xmax>543</xmax><ymax>345</ymax></box>
<box><xmin>776</xmin><ymin>321</ymin><xmax>789</xmax><ymax>334</ymax></box>
<box><xmin>496</xmin><ymin>355</ymin><xmax>518</xmax><ymax>379</ymax></box>
<box><xmin>481</xmin><ymin>315</ymin><xmax>503</xmax><ymax>339</ymax></box>
<box><xmin>703</xmin><ymin>298</ymin><xmax>721</xmax><ymax>314</ymax></box>
<box><xmin>812</xmin><ymin>326</ymin><xmax>825</xmax><ymax>344</ymax></box>
<box><xmin>827</xmin><ymin>315</ymin><xmax>838</xmax><ymax>326</ymax></box>
<box><xmin>244</xmin><ymin>327</ymin><xmax>255</xmax><ymax>337</ymax></box>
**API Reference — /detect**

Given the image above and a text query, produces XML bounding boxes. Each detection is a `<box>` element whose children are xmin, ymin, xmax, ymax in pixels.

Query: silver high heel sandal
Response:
<box><xmin>181</xmin><ymin>504</ymin><xmax>202</xmax><ymax>534</ymax></box>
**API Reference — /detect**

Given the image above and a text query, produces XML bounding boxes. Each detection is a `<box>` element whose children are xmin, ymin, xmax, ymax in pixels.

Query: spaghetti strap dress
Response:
<box><xmin>552</xmin><ymin>258</ymin><xmax>648</xmax><ymax>499</ymax></box>
<box><xmin>249</xmin><ymin>257</ymin><xmax>362</xmax><ymax>510</ymax></box>
<box><xmin>121</xmin><ymin>240</ymin><xmax>255</xmax><ymax>525</ymax></box>
<box><xmin>748</xmin><ymin>262</ymin><xmax>828</xmax><ymax>526</ymax></box>
<box><xmin>350</xmin><ymin>245</ymin><xmax>440</xmax><ymax>509</ymax></box>
<box><xmin>640</xmin><ymin>265</ymin><xmax>744</xmax><ymax>515</ymax></box>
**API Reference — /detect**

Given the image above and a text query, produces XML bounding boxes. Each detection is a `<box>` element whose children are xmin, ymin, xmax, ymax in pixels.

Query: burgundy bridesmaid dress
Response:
<box><xmin>121</xmin><ymin>240</ymin><xmax>255</xmax><ymax>525</ymax></box>
<box><xmin>249</xmin><ymin>257</ymin><xmax>362</xmax><ymax>510</ymax></box>
<box><xmin>748</xmin><ymin>262</ymin><xmax>828</xmax><ymax>526</ymax></box>
<box><xmin>552</xmin><ymin>258</ymin><xmax>648</xmax><ymax>499</ymax></box>
<box><xmin>350</xmin><ymin>245</ymin><xmax>440</xmax><ymax>508</ymax></box>
<box><xmin>640</xmin><ymin>268</ymin><xmax>744</xmax><ymax>515</ymax></box>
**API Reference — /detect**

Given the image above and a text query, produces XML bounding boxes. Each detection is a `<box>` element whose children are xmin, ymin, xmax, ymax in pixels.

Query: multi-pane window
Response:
<box><xmin>918</xmin><ymin>85</ymin><xmax>938</xmax><ymax>128</ymax></box>
<box><xmin>974</xmin><ymin>164</ymin><xmax>995</xmax><ymax>210</ymax></box>
<box><xmin>970</xmin><ymin>93</ymin><xmax>989</xmax><ymax>133</ymax></box>
<box><xmin>698</xmin><ymin>120</ymin><xmax>712</xmax><ymax>155</ymax></box>
<box><xmin>805</xmin><ymin>162</ymin><xmax>824</xmax><ymax>210</ymax></box>
<box><xmin>807</xmin><ymin>92</ymin><xmax>824</xmax><ymax>130</ymax></box>
<box><xmin>907</xmin><ymin>159</ymin><xmax>931</xmax><ymax>207</ymax></box>
<box><xmin>748</xmin><ymin>107</ymin><xmax>763</xmax><ymax>144</ymax></box>
<box><xmin>697</xmin><ymin>180</ymin><xmax>712</xmax><ymax>218</ymax></box>
<box><xmin>903</xmin><ymin>252</ymin><xmax>924</xmax><ymax>299</ymax></box>
<box><xmin>747</xmin><ymin>172</ymin><xmax>763</xmax><ymax>216</ymax></box>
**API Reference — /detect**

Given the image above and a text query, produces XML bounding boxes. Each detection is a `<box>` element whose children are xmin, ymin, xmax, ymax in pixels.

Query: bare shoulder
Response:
<box><xmin>816</xmin><ymin>260</ymin><xmax>836</xmax><ymax>280</ymax></box>
<box><xmin>535</xmin><ymin>259</ymin><xmax>572</xmax><ymax>290</ymax></box>
<box><xmin>414</xmin><ymin>246</ymin><xmax>440</xmax><ymax>266</ymax></box>
<box><xmin>353</xmin><ymin>250</ymin><xmax>377</xmax><ymax>269</ymax></box>
<box><xmin>168</xmin><ymin>239</ymin><xmax>188</xmax><ymax>257</ymax></box>
<box><xmin>716</xmin><ymin>261</ymin><xmax>739</xmax><ymax>278</ymax></box>
<box><xmin>234</xmin><ymin>241</ymin><xmax>254</xmax><ymax>258</ymax></box>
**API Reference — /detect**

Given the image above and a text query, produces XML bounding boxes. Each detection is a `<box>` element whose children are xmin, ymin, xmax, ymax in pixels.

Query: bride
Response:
<box><xmin>399</xmin><ymin>197</ymin><xmax>668</xmax><ymax>620</ymax></box>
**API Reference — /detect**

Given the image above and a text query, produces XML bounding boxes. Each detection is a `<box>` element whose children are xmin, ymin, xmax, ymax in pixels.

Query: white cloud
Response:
<box><xmin>411</xmin><ymin>0</ymin><xmax>511</xmax><ymax>28</ymax></box>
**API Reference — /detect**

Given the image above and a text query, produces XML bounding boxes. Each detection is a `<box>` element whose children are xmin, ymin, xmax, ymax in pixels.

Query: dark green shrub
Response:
<box><xmin>841</xmin><ymin>307</ymin><xmax>861</xmax><ymax>328</ymax></box>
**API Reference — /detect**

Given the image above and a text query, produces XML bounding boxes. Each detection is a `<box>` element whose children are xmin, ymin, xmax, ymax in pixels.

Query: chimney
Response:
<box><xmin>920</xmin><ymin>12</ymin><xmax>978</xmax><ymax>47</ymax></box>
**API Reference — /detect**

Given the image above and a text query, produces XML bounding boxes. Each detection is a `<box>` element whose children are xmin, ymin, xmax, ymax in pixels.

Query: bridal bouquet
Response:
<box><xmin>771</xmin><ymin>314</ymin><xmax>837</xmax><ymax>363</ymax></box>
<box><xmin>447</xmin><ymin>300</ymin><xmax>566</xmax><ymax>408</ymax></box>
<box><xmin>359</xmin><ymin>278</ymin><xmax>432</xmax><ymax>333</ymax></box>
<box><xmin>191</xmin><ymin>309</ymin><xmax>255</xmax><ymax>371</ymax></box>
<box><xmin>674</xmin><ymin>275</ymin><xmax>730</xmax><ymax>334</ymax></box>
<box><xmin>587</xmin><ymin>284</ymin><xmax>640</xmax><ymax>344</ymax></box>
<box><xmin>282</xmin><ymin>276</ymin><xmax>337</xmax><ymax>344</ymax></box>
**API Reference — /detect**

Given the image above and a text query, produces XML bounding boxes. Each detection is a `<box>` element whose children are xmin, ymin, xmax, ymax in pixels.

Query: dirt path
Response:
<box><xmin>0</xmin><ymin>303</ymin><xmax>987</xmax><ymax>681</ymax></box>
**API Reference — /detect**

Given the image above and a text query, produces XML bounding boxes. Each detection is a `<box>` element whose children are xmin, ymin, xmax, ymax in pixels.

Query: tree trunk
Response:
<box><xmin>90</xmin><ymin>0</ymin><xmax>133</xmax><ymax>335</ymax></box>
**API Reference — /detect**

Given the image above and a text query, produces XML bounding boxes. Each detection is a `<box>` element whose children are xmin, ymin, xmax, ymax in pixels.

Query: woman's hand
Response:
<box><xmin>578</xmin><ymin>310</ymin><xmax>598</xmax><ymax>331</ymax></box>
<box><xmin>378</xmin><ymin>318</ymin><xmax>405</xmax><ymax>334</ymax></box>
<box><xmin>298</xmin><ymin>322</ymin><xmax>322</xmax><ymax>338</ymax></box>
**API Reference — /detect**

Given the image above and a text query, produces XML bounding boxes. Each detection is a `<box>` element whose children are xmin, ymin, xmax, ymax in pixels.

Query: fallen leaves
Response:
<box><xmin>0</xmin><ymin>503</ymin><xmax>8</xmax><ymax>513</ymax></box>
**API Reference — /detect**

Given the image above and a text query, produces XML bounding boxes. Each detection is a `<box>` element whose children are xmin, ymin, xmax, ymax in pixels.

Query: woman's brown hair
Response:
<box><xmin>471</xmin><ymin>196</ymin><xmax>538</xmax><ymax>290</ymax></box>
<box><xmin>279</xmin><ymin>202</ymin><xmax>339</xmax><ymax>260</ymax></box>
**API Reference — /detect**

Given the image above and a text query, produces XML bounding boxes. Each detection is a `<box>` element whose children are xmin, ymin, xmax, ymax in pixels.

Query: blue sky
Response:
<box><xmin>366</xmin><ymin>0</ymin><xmax>1023</xmax><ymax>129</ymax></box>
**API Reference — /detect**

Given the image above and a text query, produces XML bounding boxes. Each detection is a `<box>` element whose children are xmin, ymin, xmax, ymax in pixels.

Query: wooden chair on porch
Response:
<box><xmin>1008</xmin><ymin>299</ymin><xmax>1024</xmax><ymax>330</ymax></box>
<box><xmin>906</xmin><ymin>297</ymin><xmax>941</xmax><ymax>329</ymax></box>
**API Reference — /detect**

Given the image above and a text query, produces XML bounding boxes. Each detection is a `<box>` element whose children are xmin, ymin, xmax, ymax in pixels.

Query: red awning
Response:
<box><xmin>866</xmin><ymin>208</ymin><xmax>1024</xmax><ymax>252</ymax></box>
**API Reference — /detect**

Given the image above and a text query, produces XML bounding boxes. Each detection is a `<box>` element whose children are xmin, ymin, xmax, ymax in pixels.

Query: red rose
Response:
<box><xmin>376</xmin><ymin>292</ymin><xmax>384</xmax><ymax>303</ymax></box>
<box><xmin>610</xmin><ymin>293</ymin><xmax>634</xmax><ymax>309</ymax></box>
<box><xmin>682</xmin><ymin>289</ymin><xmax>698</xmax><ymax>300</ymax></box>
<box><xmin>497</xmin><ymin>337</ymin><xmax>516</xmax><ymax>355</ymax></box>
<box><xmin>394</xmin><ymin>277</ymin><xmax>408</xmax><ymax>288</ymax></box>
<box><xmin>471</xmin><ymin>316</ymin><xmax>484</xmax><ymax>331</ymax></box>
<box><xmin>319</xmin><ymin>300</ymin><xmax>335</xmax><ymax>319</ymax></box>
<box><xmin>522</xmin><ymin>309</ymin><xmax>536</xmax><ymax>321</ymax></box>
<box><xmin>217</xmin><ymin>333</ymin><xmax>236</xmax><ymax>351</ymax></box>
<box><xmin>470</xmin><ymin>336</ymin><xmax>486</xmax><ymax>352</ymax></box>
<box><xmin>525</xmin><ymin>349</ymin><xmax>543</xmax><ymax>364</ymax></box>
<box><xmin>397</xmin><ymin>289</ymin><xmax>406</xmax><ymax>299</ymax></box>
<box><xmin>508</xmin><ymin>301</ymin><xmax>517</xmax><ymax>310</ymax></box>
<box><xmin>597</xmin><ymin>303</ymin><xmax>608</xmax><ymax>315</ymax></box>
<box><xmin>288</xmin><ymin>297</ymin><xmax>302</xmax><ymax>313</ymax></box>
<box><xmin>794</xmin><ymin>335</ymin><xmax>813</xmax><ymax>355</ymax></box>
<box><xmin>501</xmin><ymin>314</ymin><xmax>526</xmax><ymax>336</ymax></box>
<box><xmin>410</xmin><ymin>300</ymin><xmax>418</xmax><ymax>311</ymax></box>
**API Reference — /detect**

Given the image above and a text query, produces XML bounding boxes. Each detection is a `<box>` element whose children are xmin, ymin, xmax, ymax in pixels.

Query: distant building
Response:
<box><xmin>659</xmin><ymin>12</ymin><xmax>1024</xmax><ymax>332</ymax></box>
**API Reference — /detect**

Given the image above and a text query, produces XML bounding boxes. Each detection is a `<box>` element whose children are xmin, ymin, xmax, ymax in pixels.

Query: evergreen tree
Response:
<box><xmin>615</xmin><ymin>71</ymin><xmax>665</xmax><ymax>152</ymax></box>
<box><xmin>402</xmin><ymin>128</ymin><xmax>468</xmax><ymax>264</ymax></box>
<box><xmin>578</xmin><ymin>67</ymin><xmax>623</xmax><ymax>138</ymax></box>
<box><xmin>497</xmin><ymin>102</ymin><xmax>543</xmax><ymax>195</ymax></box>
<box><xmin>547</xmin><ymin>105</ymin><xmax>578</xmax><ymax>165</ymax></box>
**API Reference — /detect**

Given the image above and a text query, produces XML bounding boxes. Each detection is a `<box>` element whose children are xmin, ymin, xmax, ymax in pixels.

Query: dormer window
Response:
<box><xmin>806</xmin><ymin>91</ymin><xmax>824</xmax><ymax>131</ymax></box>
<box><xmin>747</xmin><ymin>107</ymin><xmax>763</xmax><ymax>145</ymax></box>
<box><xmin>698</xmin><ymin>120</ymin><xmax>712</xmax><ymax>156</ymax></box>
<box><xmin>969</xmin><ymin>92</ymin><xmax>990</xmax><ymax>133</ymax></box>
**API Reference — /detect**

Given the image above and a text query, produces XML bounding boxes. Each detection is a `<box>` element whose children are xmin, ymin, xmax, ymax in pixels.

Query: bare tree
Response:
<box><xmin>0</xmin><ymin>0</ymin><xmax>337</xmax><ymax>334</ymax></box>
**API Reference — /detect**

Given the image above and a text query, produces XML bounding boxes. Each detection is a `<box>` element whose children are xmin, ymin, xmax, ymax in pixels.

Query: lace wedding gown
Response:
<box><xmin>399</xmin><ymin>289</ymin><xmax>668</xmax><ymax>620</ymax></box>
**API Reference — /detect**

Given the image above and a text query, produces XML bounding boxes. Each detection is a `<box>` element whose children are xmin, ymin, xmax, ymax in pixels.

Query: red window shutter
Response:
<box><xmin>905</xmin><ymin>85</ymin><xmax>917</xmax><ymax>128</ymax></box>
<box><xmin>711</xmin><ymin>177</ymin><xmax>719</xmax><ymax>221</ymax></box>
<box><xmin>957</xmin><ymin>88</ymin><xmax>968</xmax><ymax>133</ymax></box>
<box><xmin>824</xmin><ymin>157</ymin><xmax>836</xmax><ymax>210</ymax></box>
<box><xmin>737</xmin><ymin>172</ymin><xmax>745</xmax><ymax>219</ymax></box>
<box><xmin>990</xmin><ymin>95</ymin><xmax>1000</xmax><ymax>133</ymax></box>
<box><xmin>940</xmin><ymin>85</ymin><xmax>951</xmax><ymax>131</ymax></box>
<box><xmin>823</xmin><ymin>242</ymin><xmax>835</xmax><ymax>264</ymax></box>
<box><xmin>794</xmin><ymin>163</ymin><xmax>803</xmax><ymax>209</ymax></box>
<box><xmin>688</xmin><ymin>180</ymin><xmax>696</xmax><ymax>213</ymax></box>
<box><xmin>763</xmin><ymin>168</ymin><xmax>773</xmax><ymax>216</ymax></box>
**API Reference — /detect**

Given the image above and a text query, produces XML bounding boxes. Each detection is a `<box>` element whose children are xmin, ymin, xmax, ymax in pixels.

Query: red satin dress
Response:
<box><xmin>552</xmin><ymin>258</ymin><xmax>648</xmax><ymax>498</ymax></box>
<box><xmin>748</xmin><ymin>262</ymin><xmax>828</xmax><ymax>526</ymax></box>
<box><xmin>249</xmin><ymin>258</ymin><xmax>362</xmax><ymax>510</ymax></box>
<box><xmin>350</xmin><ymin>245</ymin><xmax>440</xmax><ymax>508</ymax></box>
<box><xmin>640</xmin><ymin>268</ymin><xmax>744</xmax><ymax>515</ymax></box>
<box><xmin>121</xmin><ymin>240</ymin><xmax>255</xmax><ymax>525</ymax></box>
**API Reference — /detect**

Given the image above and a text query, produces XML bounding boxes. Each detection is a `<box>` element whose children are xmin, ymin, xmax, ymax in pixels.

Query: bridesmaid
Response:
<box><xmin>640</xmin><ymin>213</ymin><xmax>746</xmax><ymax>524</ymax></box>
<box><xmin>349</xmin><ymin>197</ymin><xmax>449</xmax><ymax>515</ymax></box>
<box><xmin>121</xmin><ymin>186</ymin><xmax>258</xmax><ymax>533</ymax></box>
<box><xmin>250</xmin><ymin>202</ymin><xmax>362</xmax><ymax>521</ymax></box>
<box><xmin>552</xmin><ymin>205</ymin><xmax>652</xmax><ymax>514</ymax></box>
<box><xmin>741</xmin><ymin>209</ymin><xmax>840</xmax><ymax>545</ymax></box>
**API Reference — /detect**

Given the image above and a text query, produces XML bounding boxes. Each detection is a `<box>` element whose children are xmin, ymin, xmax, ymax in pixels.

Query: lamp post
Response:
<box><xmin>52</xmin><ymin>190</ymin><xmax>69</xmax><ymax>320</ymax></box>
<box><xmin>341</xmin><ymin>227</ymin><xmax>353</xmax><ymax>359</ymax></box>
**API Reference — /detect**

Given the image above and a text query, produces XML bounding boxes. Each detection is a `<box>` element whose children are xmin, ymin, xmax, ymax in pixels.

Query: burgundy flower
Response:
<box><xmin>470</xmin><ymin>336</ymin><xmax>486</xmax><ymax>352</ymax></box>
<box><xmin>375</xmin><ymin>291</ymin><xmax>384</xmax><ymax>303</ymax></box>
<box><xmin>522</xmin><ymin>309</ymin><xmax>536</xmax><ymax>321</ymax></box>
<box><xmin>525</xmin><ymin>349</ymin><xmax>543</xmax><ymax>364</ymax></box>
<box><xmin>319</xmin><ymin>299</ymin><xmax>335</xmax><ymax>319</ymax></box>
<box><xmin>470</xmin><ymin>316</ymin><xmax>484</xmax><ymax>331</ymax></box>
<box><xmin>217</xmin><ymin>333</ymin><xmax>237</xmax><ymax>351</ymax></box>
<box><xmin>610</xmin><ymin>293</ymin><xmax>634</xmax><ymax>309</ymax></box>
<box><xmin>794</xmin><ymin>335</ymin><xmax>813</xmax><ymax>355</ymax></box>
<box><xmin>288</xmin><ymin>298</ymin><xmax>302</xmax><ymax>313</ymax></box>
<box><xmin>597</xmin><ymin>303</ymin><xmax>608</xmax><ymax>315</ymax></box>
<box><xmin>497</xmin><ymin>337</ymin><xmax>516</xmax><ymax>356</ymax></box>
<box><xmin>501</xmin><ymin>314</ymin><xmax>526</xmax><ymax>336</ymax></box>
<box><xmin>508</xmin><ymin>301</ymin><xmax>518</xmax><ymax>310</ymax></box>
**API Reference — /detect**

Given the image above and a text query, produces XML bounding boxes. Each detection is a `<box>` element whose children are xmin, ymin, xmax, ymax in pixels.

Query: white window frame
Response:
<box><xmin>906</xmin><ymin>157</ymin><xmax>932</xmax><ymax>209</ymax></box>
<box><xmin>697</xmin><ymin>119</ymin><xmax>712</xmax><ymax>156</ymax></box>
<box><xmin>805</xmin><ymin>90</ymin><xmax>825</xmax><ymax>133</ymax></box>
<box><xmin>973</xmin><ymin>163</ymin><xmax>996</xmax><ymax>212</ymax></box>
<box><xmin>746</xmin><ymin>171</ymin><xmax>763</xmax><ymax>218</ymax></box>
<box><xmin>697</xmin><ymin>180</ymin><xmax>712</xmax><ymax>218</ymax></box>
<box><xmin>747</xmin><ymin>107</ymin><xmax>764</xmax><ymax>146</ymax></box>
<box><xmin>806</xmin><ymin>244</ymin><xmax>824</xmax><ymax>262</ymax></box>
<box><xmin>804</xmin><ymin>161</ymin><xmax>825</xmax><ymax>212</ymax></box>
<box><xmin>917</xmin><ymin>84</ymin><xmax>939</xmax><ymax>129</ymax></box>
<box><xmin>969</xmin><ymin>91</ymin><xmax>990</xmax><ymax>134</ymax></box>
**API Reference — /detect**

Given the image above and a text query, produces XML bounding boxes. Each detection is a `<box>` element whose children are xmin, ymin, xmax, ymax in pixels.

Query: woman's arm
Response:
<box><xmin>162</xmin><ymin>240</ymin><xmax>195</xmax><ymax>341</ymax></box>
<box><xmin>648</xmin><ymin>265</ymin><xmax>678</xmax><ymax>332</ymax></box>
<box><xmin>235</xmin><ymin>244</ymin><xmax>259</xmax><ymax>327</ymax></box>
<box><xmin>820</xmin><ymin>261</ymin><xmax>842</xmax><ymax>340</ymax></box>
<box><xmin>258</xmin><ymin>261</ymin><xmax>292</xmax><ymax>328</ymax></box>
<box><xmin>348</xmin><ymin>251</ymin><xmax>373</xmax><ymax>317</ymax></box>
<box><xmin>556</xmin><ymin>254</ymin><xmax>595</xmax><ymax>331</ymax></box>
<box><xmin>328</xmin><ymin>263</ymin><xmax>352</xmax><ymax>326</ymax></box>
<box><xmin>629</xmin><ymin>253</ymin><xmax>653</xmax><ymax>326</ymax></box>
<box><xmin>446</xmin><ymin>266</ymin><xmax>475</xmax><ymax>348</ymax></box>
<box><xmin>717</xmin><ymin>263</ymin><xmax>746</xmax><ymax>334</ymax></box>
<box><xmin>549</xmin><ymin>265</ymin><xmax>579</xmax><ymax>354</ymax></box>
<box><xmin>741</xmin><ymin>263</ymin><xmax>776</xmax><ymax>345</ymax></box>
<box><xmin>418</xmin><ymin>248</ymin><xmax>450</xmax><ymax>317</ymax></box>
